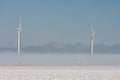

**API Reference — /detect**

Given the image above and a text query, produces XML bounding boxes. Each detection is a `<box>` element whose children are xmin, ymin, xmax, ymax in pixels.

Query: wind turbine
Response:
<box><xmin>16</xmin><ymin>16</ymin><xmax>22</xmax><ymax>54</ymax></box>
<box><xmin>90</xmin><ymin>24</ymin><xmax>95</xmax><ymax>55</ymax></box>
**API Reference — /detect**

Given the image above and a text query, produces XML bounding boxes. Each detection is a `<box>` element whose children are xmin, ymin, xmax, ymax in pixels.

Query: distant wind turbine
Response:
<box><xmin>16</xmin><ymin>16</ymin><xmax>22</xmax><ymax>54</ymax></box>
<box><xmin>90</xmin><ymin>24</ymin><xmax>95</xmax><ymax>55</ymax></box>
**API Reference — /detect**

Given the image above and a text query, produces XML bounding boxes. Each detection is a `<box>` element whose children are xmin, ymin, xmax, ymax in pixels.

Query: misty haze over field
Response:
<box><xmin>0</xmin><ymin>41</ymin><xmax>120</xmax><ymax>53</ymax></box>
<box><xmin>0</xmin><ymin>52</ymin><xmax>119</xmax><ymax>66</ymax></box>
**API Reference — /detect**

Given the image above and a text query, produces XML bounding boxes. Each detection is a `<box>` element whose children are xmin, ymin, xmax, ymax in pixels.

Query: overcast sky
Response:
<box><xmin>0</xmin><ymin>0</ymin><xmax>120</xmax><ymax>47</ymax></box>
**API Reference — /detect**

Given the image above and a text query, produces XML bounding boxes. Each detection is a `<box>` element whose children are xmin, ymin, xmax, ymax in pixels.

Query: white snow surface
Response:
<box><xmin>0</xmin><ymin>66</ymin><xmax>119</xmax><ymax>80</ymax></box>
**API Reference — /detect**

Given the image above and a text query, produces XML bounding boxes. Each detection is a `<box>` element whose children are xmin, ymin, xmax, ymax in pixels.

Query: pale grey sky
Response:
<box><xmin>0</xmin><ymin>0</ymin><xmax>120</xmax><ymax>47</ymax></box>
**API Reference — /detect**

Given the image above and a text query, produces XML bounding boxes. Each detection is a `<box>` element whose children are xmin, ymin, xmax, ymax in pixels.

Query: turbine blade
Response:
<box><xmin>91</xmin><ymin>24</ymin><xmax>93</xmax><ymax>32</ymax></box>
<box><xmin>19</xmin><ymin>16</ymin><xmax>21</xmax><ymax>28</ymax></box>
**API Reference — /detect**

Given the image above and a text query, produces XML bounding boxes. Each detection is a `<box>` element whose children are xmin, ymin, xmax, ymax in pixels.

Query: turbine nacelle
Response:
<box><xmin>91</xmin><ymin>32</ymin><xmax>95</xmax><ymax>37</ymax></box>
<box><xmin>91</xmin><ymin>24</ymin><xmax>95</xmax><ymax>37</ymax></box>
<box><xmin>16</xmin><ymin>27</ymin><xmax>21</xmax><ymax>31</ymax></box>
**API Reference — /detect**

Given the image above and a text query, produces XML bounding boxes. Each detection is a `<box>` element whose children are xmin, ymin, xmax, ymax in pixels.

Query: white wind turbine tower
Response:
<box><xmin>90</xmin><ymin>24</ymin><xmax>95</xmax><ymax>55</ymax></box>
<box><xmin>16</xmin><ymin>16</ymin><xmax>22</xmax><ymax>54</ymax></box>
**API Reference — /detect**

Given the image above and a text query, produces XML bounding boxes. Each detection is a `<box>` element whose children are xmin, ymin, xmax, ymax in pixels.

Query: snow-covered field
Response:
<box><xmin>0</xmin><ymin>66</ymin><xmax>119</xmax><ymax>80</ymax></box>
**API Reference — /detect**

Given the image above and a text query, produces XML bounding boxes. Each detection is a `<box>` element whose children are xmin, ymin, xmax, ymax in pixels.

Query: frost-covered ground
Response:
<box><xmin>0</xmin><ymin>66</ymin><xmax>119</xmax><ymax>80</ymax></box>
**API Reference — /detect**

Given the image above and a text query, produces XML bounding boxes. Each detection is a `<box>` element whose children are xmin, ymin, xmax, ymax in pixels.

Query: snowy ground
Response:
<box><xmin>0</xmin><ymin>66</ymin><xmax>119</xmax><ymax>80</ymax></box>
